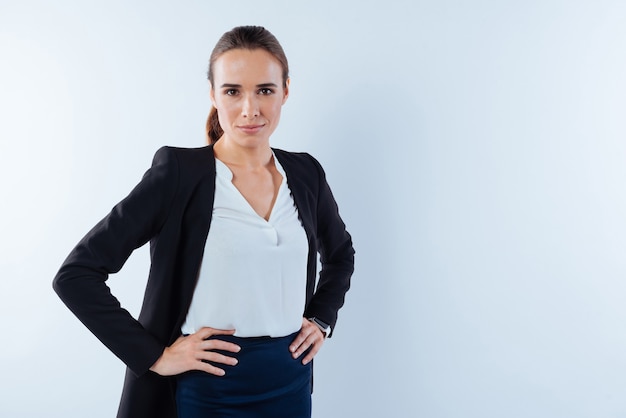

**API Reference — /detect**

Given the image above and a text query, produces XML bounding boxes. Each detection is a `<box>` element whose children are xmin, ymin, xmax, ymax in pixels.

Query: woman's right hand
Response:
<box><xmin>149</xmin><ymin>327</ymin><xmax>240</xmax><ymax>376</ymax></box>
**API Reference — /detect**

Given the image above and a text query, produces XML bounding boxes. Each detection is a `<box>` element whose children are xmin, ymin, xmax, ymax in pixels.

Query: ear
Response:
<box><xmin>282</xmin><ymin>78</ymin><xmax>290</xmax><ymax>105</ymax></box>
<box><xmin>209</xmin><ymin>81</ymin><xmax>217</xmax><ymax>107</ymax></box>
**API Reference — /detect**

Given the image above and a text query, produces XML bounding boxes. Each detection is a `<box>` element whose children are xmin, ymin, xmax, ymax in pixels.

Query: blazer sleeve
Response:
<box><xmin>53</xmin><ymin>146</ymin><xmax>179</xmax><ymax>376</ymax></box>
<box><xmin>304</xmin><ymin>155</ymin><xmax>355</xmax><ymax>336</ymax></box>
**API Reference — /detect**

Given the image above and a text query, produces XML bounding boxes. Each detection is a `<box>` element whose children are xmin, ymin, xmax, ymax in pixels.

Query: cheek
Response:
<box><xmin>215</xmin><ymin>110</ymin><xmax>231</xmax><ymax>133</ymax></box>
<box><xmin>267</xmin><ymin>101</ymin><xmax>283</xmax><ymax>119</ymax></box>
<box><xmin>215</xmin><ymin>102</ymin><xmax>238</xmax><ymax>125</ymax></box>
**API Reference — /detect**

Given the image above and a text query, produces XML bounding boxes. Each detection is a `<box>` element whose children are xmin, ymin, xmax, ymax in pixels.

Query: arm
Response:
<box><xmin>52</xmin><ymin>147</ymin><xmax>179</xmax><ymax>376</ymax></box>
<box><xmin>291</xmin><ymin>155</ymin><xmax>355</xmax><ymax>363</ymax></box>
<box><xmin>304</xmin><ymin>154</ymin><xmax>355</xmax><ymax>334</ymax></box>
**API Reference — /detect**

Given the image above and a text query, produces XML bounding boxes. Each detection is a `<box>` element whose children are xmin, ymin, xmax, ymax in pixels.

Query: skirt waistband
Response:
<box><xmin>176</xmin><ymin>330</ymin><xmax>311</xmax><ymax>406</ymax></box>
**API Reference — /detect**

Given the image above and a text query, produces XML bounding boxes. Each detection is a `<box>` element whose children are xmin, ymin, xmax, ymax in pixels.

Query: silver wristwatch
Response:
<box><xmin>308</xmin><ymin>317</ymin><xmax>331</xmax><ymax>336</ymax></box>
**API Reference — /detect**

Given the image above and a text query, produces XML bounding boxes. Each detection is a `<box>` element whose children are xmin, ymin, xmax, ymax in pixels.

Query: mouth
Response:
<box><xmin>237</xmin><ymin>124</ymin><xmax>265</xmax><ymax>134</ymax></box>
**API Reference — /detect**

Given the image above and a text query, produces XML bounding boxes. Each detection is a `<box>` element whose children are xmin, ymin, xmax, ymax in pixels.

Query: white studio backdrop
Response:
<box><xmin>1</xmin><ymin>0</ymin><xmax>626</xmax><ymax>417</ymax></box>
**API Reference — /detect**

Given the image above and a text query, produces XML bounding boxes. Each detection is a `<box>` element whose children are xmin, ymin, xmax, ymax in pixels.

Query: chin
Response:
<box><xmin>233</xmin><ymin>135</ymin><xmax>271</xmax><ymax>149</ymax></box>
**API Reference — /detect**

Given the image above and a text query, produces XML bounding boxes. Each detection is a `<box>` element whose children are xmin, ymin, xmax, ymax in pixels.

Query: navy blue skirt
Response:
<box><xmin>176</xmin><ymin>332</ymin><xmax>312</xmax><ymax>418</ymax></box>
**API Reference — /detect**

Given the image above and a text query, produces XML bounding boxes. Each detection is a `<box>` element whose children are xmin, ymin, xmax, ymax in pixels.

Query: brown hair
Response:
<box><xmin>206</xmin><ymin>26</ymin><xmax>289</xmax><ymax>144</ymax></box>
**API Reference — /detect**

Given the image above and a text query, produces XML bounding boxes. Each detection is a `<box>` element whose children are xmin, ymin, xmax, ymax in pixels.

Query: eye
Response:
<box><xmin>224</xmin><ymin>89</ymin><xmax>239</xmax><ymax>96</ymax></box>
<box><xmin>258</xmin><ymin>88</ymin><xmax>274</xmax><ymax>95</ymax></box>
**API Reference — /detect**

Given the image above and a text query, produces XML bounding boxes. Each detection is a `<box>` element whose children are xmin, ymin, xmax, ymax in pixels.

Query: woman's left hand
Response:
<box><xmin>290</xmin><ymin>318</ymin><xmax>326</xmax><ymax>365</ymax></box>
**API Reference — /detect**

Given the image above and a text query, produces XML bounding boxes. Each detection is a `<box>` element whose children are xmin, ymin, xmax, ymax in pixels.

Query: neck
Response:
<box><xmin>213</xmin><ymin>137</ymin><xmax>273</xmax><ymax>169</ymax></box>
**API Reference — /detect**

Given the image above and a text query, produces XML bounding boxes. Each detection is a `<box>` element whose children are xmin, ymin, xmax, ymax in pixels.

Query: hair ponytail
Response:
<box><xmin>206</xmin><ymin>107</ymin><xmax>222</xmax><ymax>144</ymax></box>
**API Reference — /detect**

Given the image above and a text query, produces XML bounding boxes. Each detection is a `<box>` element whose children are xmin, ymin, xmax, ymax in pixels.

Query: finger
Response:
<box><xmin>199</xmin><ymin>351</ymin><xmax>239</xmax><ymax>366</ymax></box>
<box><xmin>196</xmin><ymin>327</ymin><xmax>236</xmax><ymax>339</ymax></box>
<box><xmin>201</xmin><ymin>339</ymin><xmax>241</xmax><ymax>353</ymax></box>
<box><xmin>301</xmin><ymin>341</ymin><xmax>321</xmax><ymax>365</ymax></box>
<box><xmin>293</xmin><ymin>332</ymin><xmax>317</xmax><ymax>358</ymax></box>
<box><xmin>295</xmin><ymin>325</ymin><xmax>325</xmax><ymax>359</ymax></box>
<box><xmin>289</xmin><ymin>328</ymin><xmax>310</xmax><ymax>355</ymax></box>
<box><xmin>194</xmin><ymin>360</ymin><xmax>227</xmax><ymax>376</ymax></box>
<box><xmin>290</xmin><ymin>322</ymin><xmax>322</xmax><ymax>356</ymax></box>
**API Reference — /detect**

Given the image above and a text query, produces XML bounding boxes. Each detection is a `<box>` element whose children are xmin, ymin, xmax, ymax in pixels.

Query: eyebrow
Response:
<box><xmin>220</xmin><ymin>83</ymin><xmax>279</xmax><ymax>88</ymax></box>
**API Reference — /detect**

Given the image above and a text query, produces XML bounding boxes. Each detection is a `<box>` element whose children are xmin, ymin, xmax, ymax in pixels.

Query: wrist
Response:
<box><xmin>307</xmin><ymin>317</ymin><xmax>331</xmax><ymax>338</ymax></box>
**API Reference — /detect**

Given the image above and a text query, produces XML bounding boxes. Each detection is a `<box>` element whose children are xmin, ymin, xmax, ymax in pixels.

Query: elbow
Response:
<box><xmin>52</xmin><ymin>270</ymin><xmax>69</xmax><ymax>301</ymax></box>
<box><xmin>52</xmin><ymin>266</ymin><xmax>85</xmax><ymax>303</ymax></box>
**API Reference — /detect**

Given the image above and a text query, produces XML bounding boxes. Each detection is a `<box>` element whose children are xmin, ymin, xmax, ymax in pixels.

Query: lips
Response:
<box><xmin>238</xmin><ymin>124</ymin><xmax>265</xmax><ymax>134</ymax></box>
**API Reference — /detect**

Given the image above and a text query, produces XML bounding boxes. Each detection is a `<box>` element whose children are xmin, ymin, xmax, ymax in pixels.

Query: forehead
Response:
<box><xmin>212</xmin><ymin>48</ymin><xmax>283</xmax><ymax>85</ymax></box>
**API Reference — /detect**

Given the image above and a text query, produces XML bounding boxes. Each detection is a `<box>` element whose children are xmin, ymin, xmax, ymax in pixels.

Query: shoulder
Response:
<box><xmin>151</xmin><ymin>145</ymin><xmax>215</xmax><ymax>176</ymax></box>
<box><xmin>154</xmin><ymin>145</ymin><xmax>213</xmax><ymax>164</ymax></box>
<box><xmin>272</xmin><ymin>148</ymin><xmax>324</xmax><ymax>178</ymax></box>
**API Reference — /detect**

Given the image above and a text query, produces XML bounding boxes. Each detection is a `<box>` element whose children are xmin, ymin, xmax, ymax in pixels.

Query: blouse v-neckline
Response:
<box><xmin>214</xmin><ymin>155</ymin><xmax>285</xmax><ymax>223</ymax></box>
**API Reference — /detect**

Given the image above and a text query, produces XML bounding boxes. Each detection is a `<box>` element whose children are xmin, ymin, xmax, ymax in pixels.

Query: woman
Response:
<box><xmin>53</xmin><ymin>25</ymin><xmax>354</xmax><ymax>418</ymax></box>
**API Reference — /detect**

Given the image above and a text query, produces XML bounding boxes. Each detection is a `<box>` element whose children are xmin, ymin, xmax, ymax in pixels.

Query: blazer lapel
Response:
<box><xmin>171</xmin><ymin>146</ymin><xmax>217</xmax><ymax>339</ymax></box>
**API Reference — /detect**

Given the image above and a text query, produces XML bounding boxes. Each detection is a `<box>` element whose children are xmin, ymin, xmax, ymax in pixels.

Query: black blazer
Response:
<box><xmin>53</xmin><ymin>145</ymin><xmax>355</xmax><ymax>418</ymax></box>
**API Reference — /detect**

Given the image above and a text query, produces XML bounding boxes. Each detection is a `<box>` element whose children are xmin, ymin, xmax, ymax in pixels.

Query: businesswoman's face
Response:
<box><xmin>209</xmin><ymin>48</ymin><xmax>289</xmax><ymax>149</ymax></box>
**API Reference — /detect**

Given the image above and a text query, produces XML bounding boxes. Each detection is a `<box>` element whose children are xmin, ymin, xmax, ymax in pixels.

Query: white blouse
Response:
<box><xmin>180</xmin><ymin>155</ymin><xmax>309</xmax><ymax>337</ymax></box>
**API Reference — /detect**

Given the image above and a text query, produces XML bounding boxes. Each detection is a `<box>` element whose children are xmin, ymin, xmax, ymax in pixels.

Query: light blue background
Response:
<box><xmin>1</xmin><ymin>0</ymin><xmax>626</xmax><ymax>417</ymax></box>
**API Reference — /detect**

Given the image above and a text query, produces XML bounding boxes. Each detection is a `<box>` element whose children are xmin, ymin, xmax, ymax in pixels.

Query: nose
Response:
<box><xmin>241</xmin><ymin>94</ymin><xmax>259</xmax><ymax>118</ymax></box>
